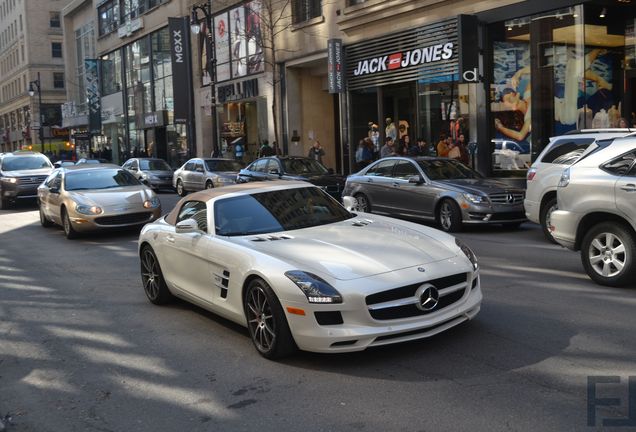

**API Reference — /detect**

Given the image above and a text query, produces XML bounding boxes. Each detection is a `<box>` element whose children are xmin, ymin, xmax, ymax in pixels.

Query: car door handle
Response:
<box><xmin>621</xmin><ymin>184</ymin><xmax>636</xmax><ymax>192</ymax></box>
<box><xmin>166</xmin><ymin>235</ymin><xmax>175</xmax><ymax>243</ymax></box>
<box><xmin>367</xmin><ymin>178</ymin><xmax>373</xmax><ymax>183</ymax></box>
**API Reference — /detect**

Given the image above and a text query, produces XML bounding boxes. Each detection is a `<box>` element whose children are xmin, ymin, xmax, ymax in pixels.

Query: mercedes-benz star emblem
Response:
<box><xmin>417</xmin><ymin>267</ymin><xmax>426</xmax><ymax>272</ymax></box>
<box><xmin>415</xmin><ymin>284</ymin><xmax>439</xmax><ymax>311</ymax></box>
<box><xmin>506</xmin><ymin>193</ymin><xmax>514</xmax><ymax>203</ymax></box>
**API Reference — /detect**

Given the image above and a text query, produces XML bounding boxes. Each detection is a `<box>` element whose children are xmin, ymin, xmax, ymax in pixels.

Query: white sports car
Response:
<box><xmin>138</xmin><ymin>181</ymin><xmax>482</xmax><ymax>359</ymax></box>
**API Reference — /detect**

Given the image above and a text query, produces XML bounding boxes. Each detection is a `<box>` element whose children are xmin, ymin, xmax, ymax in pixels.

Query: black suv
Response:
<box><xmin>0</xmin><ymin>151</ymin><xmax>53</xmax><ymax>209</ymax></box>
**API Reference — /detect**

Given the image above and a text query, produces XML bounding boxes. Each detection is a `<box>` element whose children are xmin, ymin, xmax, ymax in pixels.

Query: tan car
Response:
<box><xmin>38</xmin><ymin>165</ymin><xmax>162</xmax><ymax>239</ymax></box>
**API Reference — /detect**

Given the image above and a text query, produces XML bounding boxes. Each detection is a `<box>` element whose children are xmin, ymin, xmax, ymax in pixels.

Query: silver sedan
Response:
<box><xmin>173</xmin><ymin>158</ymin><xmax>244</xmax><ymax>196</ymax></box>
<box><xmin>342</xmin><ymin>157</ymin><xmax>526</xmax><ymax>232</ymax></box>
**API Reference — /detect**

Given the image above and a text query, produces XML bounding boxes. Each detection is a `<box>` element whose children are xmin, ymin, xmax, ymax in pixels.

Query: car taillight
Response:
<box><xmin>527</xmin><ymin>168</ymin><xmax>536</xmax><ymax>181</ymax></box>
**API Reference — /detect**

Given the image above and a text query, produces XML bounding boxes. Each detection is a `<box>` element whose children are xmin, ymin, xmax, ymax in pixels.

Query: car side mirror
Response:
<box><xmin>131</xmin><ymin>167</ymin><xmax>138</xmax><ymax>171</ymax></box>
<box><xmin>175</xmin><ymin>218</ymin><xmax>199</xmax><ymax>234</ymax></box>
<box><xmin>268</xmin><ymin>169</ymin><xmax>281</xmax><ymax>176</ymax></box>
<box><xmin>49</xmin><ymin>186</ymin><xmax>60</xmax><ymax>194</ymax></box>
<box><xmin>141</xmin><ymin>179</ymin><xmax>150</xmax><ymax>186</ymax></box>
<box><xmin>408</xmin><ymin>175</ymin><xmax>424</xmax><ymax>184</ymax></box>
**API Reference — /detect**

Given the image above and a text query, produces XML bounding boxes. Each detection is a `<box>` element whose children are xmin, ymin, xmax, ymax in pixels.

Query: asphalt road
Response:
<box><xmin>1</xmin><ymin>194</ymin><xmax>636</xmax><ymax>431</ymax></box>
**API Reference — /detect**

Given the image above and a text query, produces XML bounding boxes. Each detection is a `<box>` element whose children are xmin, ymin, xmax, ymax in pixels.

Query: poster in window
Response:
<box><xmin>246</xmin><ymin>0</ymin><xmax>264</xmax><ymax>74</ymax></box>
<box><xmin>215</xmin><ymin>12</ymin><xmax>230</xmax><ymax>82</ymax></box>
<box><xmin>230</xmin><ymin>6</ymin><xmax>247</xmax><ymax>78</ymax></box>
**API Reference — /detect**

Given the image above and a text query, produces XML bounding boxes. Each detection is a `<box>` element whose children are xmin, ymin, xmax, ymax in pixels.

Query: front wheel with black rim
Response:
<box><xmin>540</xmin><ymin>197</ymin><xmax>558</xmax><ymax>244</ymax></box>
<box><xmin>437</xmin><ymin>199</ymin><xmax>462</xmax><ymax>233</ymax></box>
<box><xmin>581</xmin><ymin>222</ymin><xmax>636</xmax><ymax>287</ymax></box>
<box><xmin>62</xmin><ymin>208</ymin><xmax>78</xmax><ymax>239</ymax></box>
<box><xmin>140</xmin><ymin>245</ymin><xmax>173</xmax><ymax>305</ymax></box>
<box><xmin>176</xmin><ymin>179</ymin><xmax>187</xmax><ymax>197</ymax></box>
<box><xmin>354</xmin><ymin>193</ymin><xmax>371</xmax><ymax>213</ymax></box>
<box><xmin>244</xmin><ymin>278</ymin><xmax>296</xmax><ymax>360</ymax></box>
<box><xmin>39</xmin><ymin>205</ymin><xmax>53</xmax><ymax>227</ymax></box>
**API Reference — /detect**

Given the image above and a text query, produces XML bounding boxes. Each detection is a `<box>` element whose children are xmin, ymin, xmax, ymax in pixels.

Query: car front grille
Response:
<box><xmin>489</xmin><ymin>192</ymin><xmax>524</xmax><ymax>205</ymax></box>
<box><xmin>95</xmin><ymin>212</ymin><xmax>152</xmax><ymax>226</ymax></box>
<box><xmin>366</xmin><ymin>273</ymin><xmax>469</xmax><ymax>321</ymax></box>
<box><xmin>17</xmin><ymin>175</ymin><xmax>47</xmax><ymax>186</ymax></box>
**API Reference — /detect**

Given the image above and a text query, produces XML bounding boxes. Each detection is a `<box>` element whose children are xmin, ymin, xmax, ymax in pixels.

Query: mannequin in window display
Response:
<box><xmin>385</xmin><ymin>117</ymin><xmax>397</xmax><ymax>141</ymax></box>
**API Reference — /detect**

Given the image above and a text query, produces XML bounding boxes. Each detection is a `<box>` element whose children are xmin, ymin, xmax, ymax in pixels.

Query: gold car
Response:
<box><xmin>38</xmin><ymin>165</ymin><xmax>162</xmax><ymax>239</ymax></box>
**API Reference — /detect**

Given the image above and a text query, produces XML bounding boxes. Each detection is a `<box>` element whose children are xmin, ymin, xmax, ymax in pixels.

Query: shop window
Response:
<box><xmin>291</xmin><ymin>0</ymin><xmax>321</xmax><ymax>24</ymax></box>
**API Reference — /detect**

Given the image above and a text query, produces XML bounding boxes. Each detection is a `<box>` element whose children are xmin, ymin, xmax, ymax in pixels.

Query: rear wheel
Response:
<box><xmin>205</xmin><ymin>181</ymin><xmax>214</xmax><ymax>189</ymax></box>
<box><xmin>39</xmin><ymin>205</ymin><xmax>54</xmax><ymax>227</ymax></box>
<box><xmin>176</xmin><ymin>179</ymin><xmax>187</xmax><ymax>197</ymax></box>
<box><xmin>354</xmin><ymin>193</ymin><xmax>371</xmax><ymax>213</ymax></box>
<box><xmin>62</xmin><ymin>207</ymin><xmax>78</xmax><ymax>239</ymax></box>
<box><xmin>140</xmin><ymin>245</ymin><xmax>173</xmax><ymax>305</ymax></box>
<box><xmin>244</xmin><ymin>278</ymin><xmax>296</xmax><ymax>360</ymax></box>
<box><xmin>581</xmin><ymin>222</ymin><xmax>636</xmax><ymax>287</ymax></box>
<box><xmin>540</xmin><ymin>197</ymin><xmax>558</xmax><ymax>244</ymax></box>
<box><xmin>437</xmin><ymin>199</ymin><xmax>462</xmax><ymax>232</ymax></box>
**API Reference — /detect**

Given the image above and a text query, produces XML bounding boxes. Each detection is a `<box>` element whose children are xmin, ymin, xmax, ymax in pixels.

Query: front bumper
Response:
<box><xmin>1</xmin><ymin>183</ymin><xmax>39</xmax><ymax>199</ymax></box>
<box><xmin>549</xmin><ymin>209</ymin><xmax>580</xmax><ymax>250</ymax></box>
<box><xmin>281</xmin><ymin>264</ymin><xmax>482</xmax><ymax>353</ymax></box>
<box><xmin>460</xmin><ymin>203</ymin><xmax>526</xmax><ymax>224</ymax></box>
<box><xmin>68</xmin><ymin>207</ymin><xmax>162</xmax><ymax>232</ymax></box>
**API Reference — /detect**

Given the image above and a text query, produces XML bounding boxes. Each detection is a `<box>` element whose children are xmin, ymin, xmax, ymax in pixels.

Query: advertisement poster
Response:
<box><xmin>246</xmin><ymin>0</ymin><xmax>264</xmax><ymax>74</ymax></box>
<box><xmin>215</xmin><ymin>13</ymin><xmax>231</xmax><ymax>82</ymax></box>
<box><xmin>230</xmin><ymin>6</ymin><xmax>247</xmax><ymax>78</ymax></box>
<box><xmin>84</xmin><ymin>59</ymin><xmax>102</xmax><ymax>135</ymax></box>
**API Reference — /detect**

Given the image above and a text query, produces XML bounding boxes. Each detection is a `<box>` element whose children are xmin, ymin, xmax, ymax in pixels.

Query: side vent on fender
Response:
<box><xmin>351</xmin><ymin>219</ymin><xmax>374</xmax><ymax>227</ymax></box>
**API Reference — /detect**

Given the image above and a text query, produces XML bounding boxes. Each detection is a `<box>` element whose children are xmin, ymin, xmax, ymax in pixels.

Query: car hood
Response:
<box><xmin>68</xmin><ymin>186</ymin><xmax>154</xmax><ymax>210</ymax></box>
<box><xmin>432</xmin><ymin>178</ymin><xmax>521</xmax><ymax>195</ymax></box>
<box><xmin>2</xmin><ymin>168</ymin><xmax>52</xmax><ymax>177</ymax></box>
<box><xmin>145</xmin><ymin>170</ymin><xmax>173</xmax><ymax>176</ymax></box>
<box><xmin>234</xmin><ymin>218</ymin><xmax>457</xmax><ymax>280</ymax></box>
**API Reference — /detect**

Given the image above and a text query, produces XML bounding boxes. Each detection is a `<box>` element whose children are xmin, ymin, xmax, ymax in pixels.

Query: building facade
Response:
<box><xmin>0</xmin><ymin>0</ymin><xmax>67</xmax><ymax>153</ymax></box>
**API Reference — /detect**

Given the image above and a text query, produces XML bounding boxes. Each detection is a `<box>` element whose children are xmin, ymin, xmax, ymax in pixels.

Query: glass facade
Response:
<box><xmin>489</xmin><ymin>2</ymin><xmax>636</xmax><ymax>173</ymax></box>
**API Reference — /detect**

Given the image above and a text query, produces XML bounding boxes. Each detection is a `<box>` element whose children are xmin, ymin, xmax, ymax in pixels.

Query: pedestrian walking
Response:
<box><xmin>308</xmin><ymin>140</ymin><xmax>325</xmax><ymax>164</ymax></box>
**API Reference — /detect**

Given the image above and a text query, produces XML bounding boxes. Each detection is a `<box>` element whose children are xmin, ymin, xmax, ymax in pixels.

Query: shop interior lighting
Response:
<box><xmin>599</xmin><ymin>8</ymin><xmax>606</xmax><ymax>18</ymax></box>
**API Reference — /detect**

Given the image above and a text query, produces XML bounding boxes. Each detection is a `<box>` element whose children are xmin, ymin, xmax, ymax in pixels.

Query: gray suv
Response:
<box><xmin>0</xmin><ymin>151</ymin><xmax>53</xmax><ymax>209</ymax></box>
<box><xmin>550</xmin><ymin>136</ymin><xmax>636</xmax><ymax>287</ymax></box>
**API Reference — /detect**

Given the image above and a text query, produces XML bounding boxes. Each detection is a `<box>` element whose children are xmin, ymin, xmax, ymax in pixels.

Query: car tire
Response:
<box><xmin>176</xmin><ymin>179</ymin><xmax>187</xmax><ymax>197</ymax></box>
<box><xmin>540</xmin><ymin>197</ymin><xmax>558</xmax><ymax>244</ymax></box>
<box><xmin>437</xmin><ymin>199</ymin><xmax>462</xmax><ymax>233</ymax></box>
<box><xmin>205</xmin><ymin>181</ymin><xmax>214</xmax><ymax>189</ymax></box>
<box><xmin>39</xmin><ymin>205</ymin><xmax>54</xmax><ymax>228</ymax></box>
<box><xmin>354</xmin><ymin>193</ymin><xmax>371</xmax><ymax>213</ymax></box>
<box><xmin>62</xmin><ymin>207</ymin><xmax>78</xmax><ymax>240</ymax></box>
<box><xmin>140</xmin><ymin>245</ymin><xmax>174</xmax><ymax>305</ymax></box>
<box><xmin>581</xmin><ymin>222</ymin><xmax>636</xmax><ymax>287</ymax></box>
<box><xmin>244</xmin><ymin>278</ymin><xmax>296</xmax><ymax>360</ymax></box>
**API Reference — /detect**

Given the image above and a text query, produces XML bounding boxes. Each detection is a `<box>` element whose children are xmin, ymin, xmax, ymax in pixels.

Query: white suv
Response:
<box><xmin>524</xmin><ymin>129</ymin><xmax>634</xmax><ymax>243</ymax></box>
<box><xmin>550</xmin><ymin>136</ymin><xmax>636</xmax><ymax>287</ymax></box>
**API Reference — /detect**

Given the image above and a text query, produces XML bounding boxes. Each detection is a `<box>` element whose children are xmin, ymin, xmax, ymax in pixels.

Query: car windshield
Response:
<box><xmin>214</xmin><ymin>187</ymin><xmax>353</xmax><ymax>236</ymax></box>
<box><xmin>140</xmin><ymin>159</ymin><xmax>171</xmax><ymax>171</ymax></box>
<box><xmin>417</xmin><ymin>159</ymin><xmax>481</xmax><ymax>180</ymax></box>
<box><xmin>65</xmin><ymin>169</ymin><xmax>141</xmax><ymax>191</ymax></box>
<box><xmin>1</xmin><ymin>155</ymin><xmax>52</xmax><ymax>171</ymax></box>
<box><xmin>281</xmin><ymin>158</ymin><xmax>328</xmax><ymax>175</ymax></box>
<box><xmin>205</xmin><ymin>160</ymin><xmax>244</xmax><ymax>172</ymax></box>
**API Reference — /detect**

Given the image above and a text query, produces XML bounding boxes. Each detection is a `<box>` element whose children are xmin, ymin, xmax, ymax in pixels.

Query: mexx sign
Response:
<box><xmin>169</xmin><ymin>17</ymin><xmax>194</xmax><ymax>124</ymax></box>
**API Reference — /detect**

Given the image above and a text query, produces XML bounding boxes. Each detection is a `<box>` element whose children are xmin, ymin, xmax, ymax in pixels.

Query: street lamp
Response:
<box><xmin>28</xmin><ymin>72</ymin><xmax>45</xmax><ymax>153</ymax></box>
<box><xmin>190</xmin><ymin>2</ymin><xmax>220</xmax><ymax>157</ymax></box>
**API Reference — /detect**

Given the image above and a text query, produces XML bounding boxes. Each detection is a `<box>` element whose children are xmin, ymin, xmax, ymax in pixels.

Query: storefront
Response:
<box><xmin>483</xmin><ymin>0</ymin><xmax>636</xmax><ymax>175</ymax></box>
<box><xmin>343</xmin><ymin>16</ymin><xmax>480</xmax><ymax>173</ymax></box>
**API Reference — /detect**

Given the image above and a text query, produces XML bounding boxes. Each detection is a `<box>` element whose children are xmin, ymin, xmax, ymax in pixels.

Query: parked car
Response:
<box><xmin>38</xmin><ymin>164</ymin><xmax>161</xmax><ymax>239</ymax></box>
<box><xmin>525</xmin><ymin>129</ymin><xmax>634</xmax><ymax>243</ymax></box>
<box><xmin>0</xmin><ymin>150</ymin><xmax>53</xmax><ymax>209</ymax></box>
<box><xmin>492</xmin><ymin>139</ymin><xmax>531</xmax><ymax>170</ymax></box>
<box><xmin>53</xmin><ymin>160</ymin><xmax>76</xmax><ymax>168</ymax></box>
<box><xmin>550</xmin><ymin>136</ymin><xmax>636</xmax><ymax>287</ymax></box>
<box><xmin>138</xmin><ymin>181</ymin><xmax>481</xmax><ymax>359</ymax></box>
<box><xmin>343</xmin><ymin>156</ymin><xmax>526</xmax><ymax>232</ymax></box>
<box><xmin>237</xmin><ymin>156</ymin><xmax>346</xmax><ymax>201</ymax></box>
<box><xmin>173</xmin><ymin>158</ymin><xmax>243</xmax><ymax>196</ymax></box>
<box><xmin>75</xmin><ymin>158</ymin><xmax>108</xmax><ymax>165</ymax></box>
<box><xmin>122</xmin><ymin>157</ymin><xmax>174</xmax><ymax>191</ymax></box>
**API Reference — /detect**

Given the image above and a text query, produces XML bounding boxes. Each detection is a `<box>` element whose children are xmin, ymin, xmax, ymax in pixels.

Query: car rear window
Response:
<box><xmin>540</xmin><ymin>138</ymin><xmax>596</xmax><ymax>164</ymax></box>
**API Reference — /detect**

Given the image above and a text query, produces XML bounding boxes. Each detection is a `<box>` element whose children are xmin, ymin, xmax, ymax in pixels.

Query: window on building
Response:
<box><xmin>53</xmin><ymin>72</ymin><xmax>64</xmax><ymax>89</ymax></box>
<box><xmin>346</xmin><ymin>0</ymin><xmax>365</xmax><ymax>5</ymax></box>
<box><xmin>50</xmin><ymin>12</ymin><xmax>60</xmax><ymax>28</ymax></box>
<box><xmin>98</xmin><ymin>0</ymin><xmax>119</xmax><ymax>36</ymax></box>
<box><xmin>291</xmin><ymin>0</ymin><xmax>321</xmax><ymax>24</ymax></box>
<box><xmin>51</xmin><ymin>42</ymin><xmax>62</xmax><ymax>58</ymax></box>
<box><xmin>101</xmin><ymin>49</ymin><xmax>122</xmax><ymax>95</ymax></box>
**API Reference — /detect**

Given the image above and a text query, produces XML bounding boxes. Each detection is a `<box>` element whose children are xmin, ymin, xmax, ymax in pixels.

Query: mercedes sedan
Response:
<box><xmin>38</xmin><ymin>165</ymin><xmax>161</xmax><ymax>239</ymax></box>
<box><xmin>343</xmin><ymin>157</ymin><xmax>526</xmax><ymax>232</ymax></box>
<box><xmin>173</xmin><ymin>158</ymin><xmax>244</xmax><ymax>196</ymax></box>
<box><xmin>138</xmin><ymin>181</ymin><xmax>482</xmax><ymax>359</ymax></box>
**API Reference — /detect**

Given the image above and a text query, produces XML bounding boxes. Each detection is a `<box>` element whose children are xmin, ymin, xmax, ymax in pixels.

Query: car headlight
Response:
<box><xmin>463</xmin><ymin>193</ymin><xmax>488</xmax><ymax>205</ymax></box>
<box><xmin>76</xmin><ymin>204</ymin><xmax>103</xmax><ymax>215</ymax></box>
<box><xmin>285</xmin><ymin>271</ymin><xmax>343</xmax><ymax>304</ymax></box>
<box><xmin>455</xmin><ymin>238</ymin><xmax>478</xmax><ymax>271</ymax></box>
<box><xmin>0</xmin><ymin>177</ymin><xmax>17</xmax><ymax>183</ymax></box>
<box><xmin>143</xmin><ymin>197</ymin><xmax>161</xmax><ymax>208</ymax></box>
<box><xmin>558</xmin><ymin>168</ymin><xmax>570</xmax><ymax>188</ymax></box>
